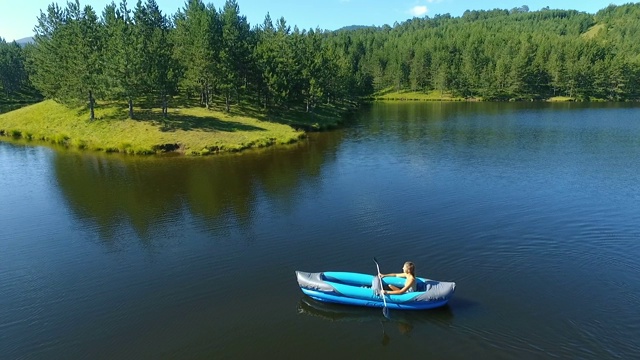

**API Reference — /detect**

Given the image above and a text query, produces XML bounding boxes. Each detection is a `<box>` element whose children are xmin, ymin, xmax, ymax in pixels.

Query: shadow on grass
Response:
<box><xmin>157</xmin><ymin>114</ymin><xmax>265</xmax><ymax>133</ymax></box>
<box><xmin>372</xmin><ymin>87</ymin><xmax>399</xmax><ymax>97</ymax></box>
<box><xmin>0</xmin><ymin>90</ymin><xmax>43</xmax><ymax>111</ymax></box>
<box><xmin>98</xmin><ymin>106</ymin><xmax>266</xmax><ymax>132</ymax></box>
<box><xmin>0</xmin><ymin>103</ymin><xmax>30</xmax><ymax>114</ymax></box>
<box><xmin>0</xmin><ymin>96</ymin><xmax>44</xmax><ymax>114</ymax></box>
<box><xmin>233</xmin><ymin>101</ymin><xmax>354</xmax><ymax>131</ymax></box>
<box><xmin>88</xmin><ymin>95</ymin><xmax>354</xmax><ymax>132</ymax></box>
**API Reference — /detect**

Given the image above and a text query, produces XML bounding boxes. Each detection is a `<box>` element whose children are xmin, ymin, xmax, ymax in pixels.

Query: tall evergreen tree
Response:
<box><xmin>31</xmin><ymin>3</ymin><xmax>70</xmax><ymax>101</ymax></box>
<box><xmin>70</xmin><ymin>2</ymin><xmax>103</xmax><ymax>119</ymax></box>
<box><xmin>219</xmin><ymin>0</ymin><xmax>251</xmax><ymax>112</ymax></box>
<box><xmin>254</xmin><ymin>13</ymin><xmax>277</xmax><ymax>109</ymax></box>
<box><xmin>172</xmin><ymin>0</ymin><xmax>219</xmax><ymax>109</ymax></box>
<box><xmin>134</xmin><ymin>0</ymin><xmax>174</xmax><ymax>116</ymax></box>
<box><xmin>102</xmin><ymin>0</ymin><xmax>143</xmax><ymax>118</ymax></box>
<box><xmin>30</xmin><ymin>1</ymin><xmax>102</xmax><ymax>119</ymax></box>
<box><xmin>300</xmin><ymin>29</ymin><xmax>328</xmax><ymax>112</ymax></box>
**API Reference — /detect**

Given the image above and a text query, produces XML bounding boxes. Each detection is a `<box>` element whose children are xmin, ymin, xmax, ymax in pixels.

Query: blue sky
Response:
<box><xmin>0</xmin><ymin>0</ymin><xmax>633</xmax><ymax>42</ymax></box>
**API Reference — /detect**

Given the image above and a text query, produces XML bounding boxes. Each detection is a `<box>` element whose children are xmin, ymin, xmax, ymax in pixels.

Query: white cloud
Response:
<box><xmin>409</xmin><ymin>5</ymin><xmax>428</xmax><ymax>16</ymax></box>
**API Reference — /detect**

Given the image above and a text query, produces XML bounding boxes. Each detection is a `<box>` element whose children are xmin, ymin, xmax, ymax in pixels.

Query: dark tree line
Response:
<box><xmin>0</xmin><ymin>38</ymin><xmax>32</xmax><ymax>99</ymax></box>
<box><xmin>3</xmin><ymin>1</ymin><xmax>640</xmax><ymax>116</ymax></box>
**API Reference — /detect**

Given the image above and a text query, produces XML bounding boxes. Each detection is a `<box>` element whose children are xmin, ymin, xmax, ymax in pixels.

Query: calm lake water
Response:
<box><xmin>1</xmin><ymin>102</ymin><xmax>639</xmax><ymax>359</ymax></box>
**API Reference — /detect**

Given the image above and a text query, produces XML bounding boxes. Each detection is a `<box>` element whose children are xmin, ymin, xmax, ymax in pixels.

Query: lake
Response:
<box><xmin>1</xmin><ymin>102</ymin><xmax>639</xmax><ymax>359</ymax></box>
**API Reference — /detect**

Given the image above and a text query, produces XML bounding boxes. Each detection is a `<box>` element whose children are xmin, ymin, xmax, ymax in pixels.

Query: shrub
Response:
<box><xmin>119</xmin><ymin>142</ymin><xmax>132</xmax><ymax>152</ymax></box>
<box><xmin>52</xmin><ymin>134</ymin><xmax>69</xmax><ymax>145</ymax></box>
<box><xmin>72</xmin><ymin>139</ymin><xmax>88</xmax><ymax>149</ymax></box>
<box><xmin>134</xmin><ymin>147</ymin><xmax>154</xmax><ymax>155</ymax></box>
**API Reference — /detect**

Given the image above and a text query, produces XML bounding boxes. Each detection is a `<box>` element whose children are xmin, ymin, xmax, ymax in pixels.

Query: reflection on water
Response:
<box><xmin>53</xmin><ymin>132</ymin><xmax>343</xmax><ymax>242</ymax></box>
<box><xmin>297</xmin><ymin>297</ymin><xmax>455</xmax><ymax>346</ymax></box>
<box><xmin>297</xmin><ymin>296</ymin><xmax>454</xmax><ymax>325</ymax></box>
<box><xmin>363</xmin><ymin>101</ymin><xmax>640</xmax><ymax>149</ymax></box>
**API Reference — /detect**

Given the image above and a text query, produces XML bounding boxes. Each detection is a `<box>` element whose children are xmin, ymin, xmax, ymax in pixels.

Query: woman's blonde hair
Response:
<box><xmin>404</xmin><ymin>261</ymin><xmax>415</xmax><ymax>276</ymax></box>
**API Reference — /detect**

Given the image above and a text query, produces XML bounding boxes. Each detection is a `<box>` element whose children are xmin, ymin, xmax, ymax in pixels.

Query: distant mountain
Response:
<box><xmin>334</xmin><ymin>25</ymin><xmax>377</xmax><ymax>32</ymax></box>
<box><xmin>15</xmin><ymin>37</ymin><xmax>34</xmax><ymax>46</ymax></box>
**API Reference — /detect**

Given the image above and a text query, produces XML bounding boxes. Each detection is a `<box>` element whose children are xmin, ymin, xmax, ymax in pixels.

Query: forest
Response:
<box><xmin>1</xmin><ymin>0</ymin><xmax>640</xmax><ymax>119</ymax></box>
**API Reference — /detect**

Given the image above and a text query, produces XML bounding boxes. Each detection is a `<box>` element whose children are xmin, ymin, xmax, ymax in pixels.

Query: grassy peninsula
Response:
<box><xmin>0</xmin><ymin>100</ymin><xmax>348</xmax><ymax>155</ymax></box>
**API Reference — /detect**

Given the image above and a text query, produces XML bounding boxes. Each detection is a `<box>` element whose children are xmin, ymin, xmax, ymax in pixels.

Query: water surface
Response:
<box><xmin>1</xmin><ymin>102</ymin><xmax>639</xmax><ymax>359</ymax></box>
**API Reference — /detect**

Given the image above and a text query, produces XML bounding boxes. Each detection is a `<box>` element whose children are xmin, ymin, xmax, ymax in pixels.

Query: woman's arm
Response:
<box><xmin>383</xmin><ymin>277</ymin><xmax>416</xmax><ymax>295</ymax></box>
<box><xmin>379</xmin><ymin>273</ymin><xmax>407</xmax><ymax>278</ymax></box>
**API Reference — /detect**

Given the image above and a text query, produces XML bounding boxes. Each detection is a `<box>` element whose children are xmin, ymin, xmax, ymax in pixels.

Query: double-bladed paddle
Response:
<box><xmin>373</xmin><ymin>257</ymin><xmax>390</xmax><ymax>318</ymax></box>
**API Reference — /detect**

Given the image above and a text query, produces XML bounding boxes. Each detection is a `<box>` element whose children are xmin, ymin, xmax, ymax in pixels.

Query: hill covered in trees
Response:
<box><xmin>348</xmin><ymin>3</ymin><xmax>640</xmax><ymax>101</ymax></box>
<box><xmin>2</xmin><ymin>1</ymin><xmax>640</xmax><ymax>114</ymax></box>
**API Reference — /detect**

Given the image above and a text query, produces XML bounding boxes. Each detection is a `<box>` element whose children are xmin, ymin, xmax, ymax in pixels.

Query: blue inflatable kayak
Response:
<box><xmin>295</xmin><ymin>271</ymin><xmax>455</xmax><ymax>310</ymax></box>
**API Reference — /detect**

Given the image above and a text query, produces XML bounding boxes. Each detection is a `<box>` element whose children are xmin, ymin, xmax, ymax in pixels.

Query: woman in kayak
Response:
<box><xmin>379</xmin><ymin>261</ymin><xmax>417</xmax><ymax>295</ymax></box>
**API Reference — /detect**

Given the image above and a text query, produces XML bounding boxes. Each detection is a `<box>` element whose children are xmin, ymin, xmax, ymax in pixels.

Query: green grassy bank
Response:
<box><xmin>0</xmin><ymin>100</ymin><xmax>349</xmax><ymax>155</ymax></box>
<box><xmin>372</xmin><ymin>89</ymin><xmax>467</xmax><ymax>101</ymax></box>
<box><xmin>372</xmin><ymin>89</ymin><xmax>579</xmax><ymax>102</ymax></box>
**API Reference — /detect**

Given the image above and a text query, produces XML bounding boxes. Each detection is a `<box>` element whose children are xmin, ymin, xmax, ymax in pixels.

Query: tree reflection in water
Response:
<box><xmin>53</xmin><ymin>131</ymin><xmax>343</xmax><ymax>244</ymax></box>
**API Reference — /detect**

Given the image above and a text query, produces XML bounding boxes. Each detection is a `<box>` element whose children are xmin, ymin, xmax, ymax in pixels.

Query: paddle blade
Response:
<box><xmin>373</xmin><ymin>257</ymin><xmax>382</xmax><ymax>274</ymax></box>
<box><xmin>383</xmin><ymin>306</ymin><xmax>390</xmax><ymax>319</ymax></box>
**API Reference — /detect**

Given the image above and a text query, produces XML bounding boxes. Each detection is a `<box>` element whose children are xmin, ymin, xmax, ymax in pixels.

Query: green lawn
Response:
<box><xmin>581</xmin><ymin>24</ymin><xmax>605</xmax><ymax>39</ymax></box>
<box><xmin>375</xmin><ymin>89</ymin><xmax>584</xmax><ymax>102</ymax></box>
<box><xmin>372</xmin><ymin>88</ymin><xmax>466</xmax><ymax>101</ymax></box>
<box><xmin>547</xmin><ymin>96</ymin><xmax>575</xmax><ymax>102</ymax></box>
<box><xmin>0</xmin><ymin>100</ymin><xmax>345</xmax><ymax>155</ymax></box>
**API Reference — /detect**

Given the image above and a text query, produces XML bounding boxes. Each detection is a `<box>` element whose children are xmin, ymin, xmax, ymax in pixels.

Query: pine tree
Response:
<box><xmin>102</xmin><ymin>0</ymin><xmax>143</xmax><ymax>118</ymax></box>
<box><xmin>30</xmin><ymin>1</ymin><xmax>102</xmax><ymax>119</ymax></box>
<box><xmin>71</xmin><ymin>2</ymin><xmax>103</xmax><ymax>119</ymax></box>
<box><xmin>30</xmin><ymin>3</ymin><xmax>69</xmax><ymax>101</ymax></box>
<box><xmin>134</xmin><ymin>0</ymin><xmax>174</xmax><ymax>116</ymax></box>
<box><xmin>219</xmin><ymin>0</ymin><xmax>251</xmax><ymax>112</ymax></box>
<box><xmin>254</xmin><ymin>13</ymin><xmax>276</xmax><ymax>109</ymax></box>
<box><xmin>172</xmin><ymin>0</ymin><xmax>219</xmax><ymax>109</ymax></box>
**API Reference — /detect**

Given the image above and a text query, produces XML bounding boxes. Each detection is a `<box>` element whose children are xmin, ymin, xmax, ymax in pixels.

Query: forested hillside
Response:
<box><xmin>2</xmin><ymin>1</ymin><xmax>640</xmax><ymax>113</ymax></box>
<box><xmin>340</xmin><ymin>4</ymin><xmax>640</xmax><ymax>101</ymax></box>
<box><xmin>0</xmin><ymin>38</ymin><xmax>35</xmax><ymax>102</ymax></box>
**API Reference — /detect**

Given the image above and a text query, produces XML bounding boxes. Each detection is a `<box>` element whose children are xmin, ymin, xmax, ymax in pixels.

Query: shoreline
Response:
<box><xmin>0</xmin><ymin>100</ymin><xmax>353</xmax><ymax>156</ymax></box>
<box><xmin>1</xmin><ymin>96</ymin><xmax>630</xmax><ymax>156</ymax></box>
<box><xmin>369</xmin><ymin>89</ymin><xmax>627</xmax><ymax>103</ymax></box>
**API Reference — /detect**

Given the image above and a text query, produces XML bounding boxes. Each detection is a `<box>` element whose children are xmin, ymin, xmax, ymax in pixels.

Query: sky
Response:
<box><xmin>0</xmin><ymin>0</ymin><xmax>634</xmax><ymax>42</ymax></box>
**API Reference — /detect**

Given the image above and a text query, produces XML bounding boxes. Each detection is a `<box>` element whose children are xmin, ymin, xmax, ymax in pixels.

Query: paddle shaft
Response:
<box><xmin>373</xmin><ymin>258</ymin><xmax>389</xmax><ymax>311</ymax></box>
